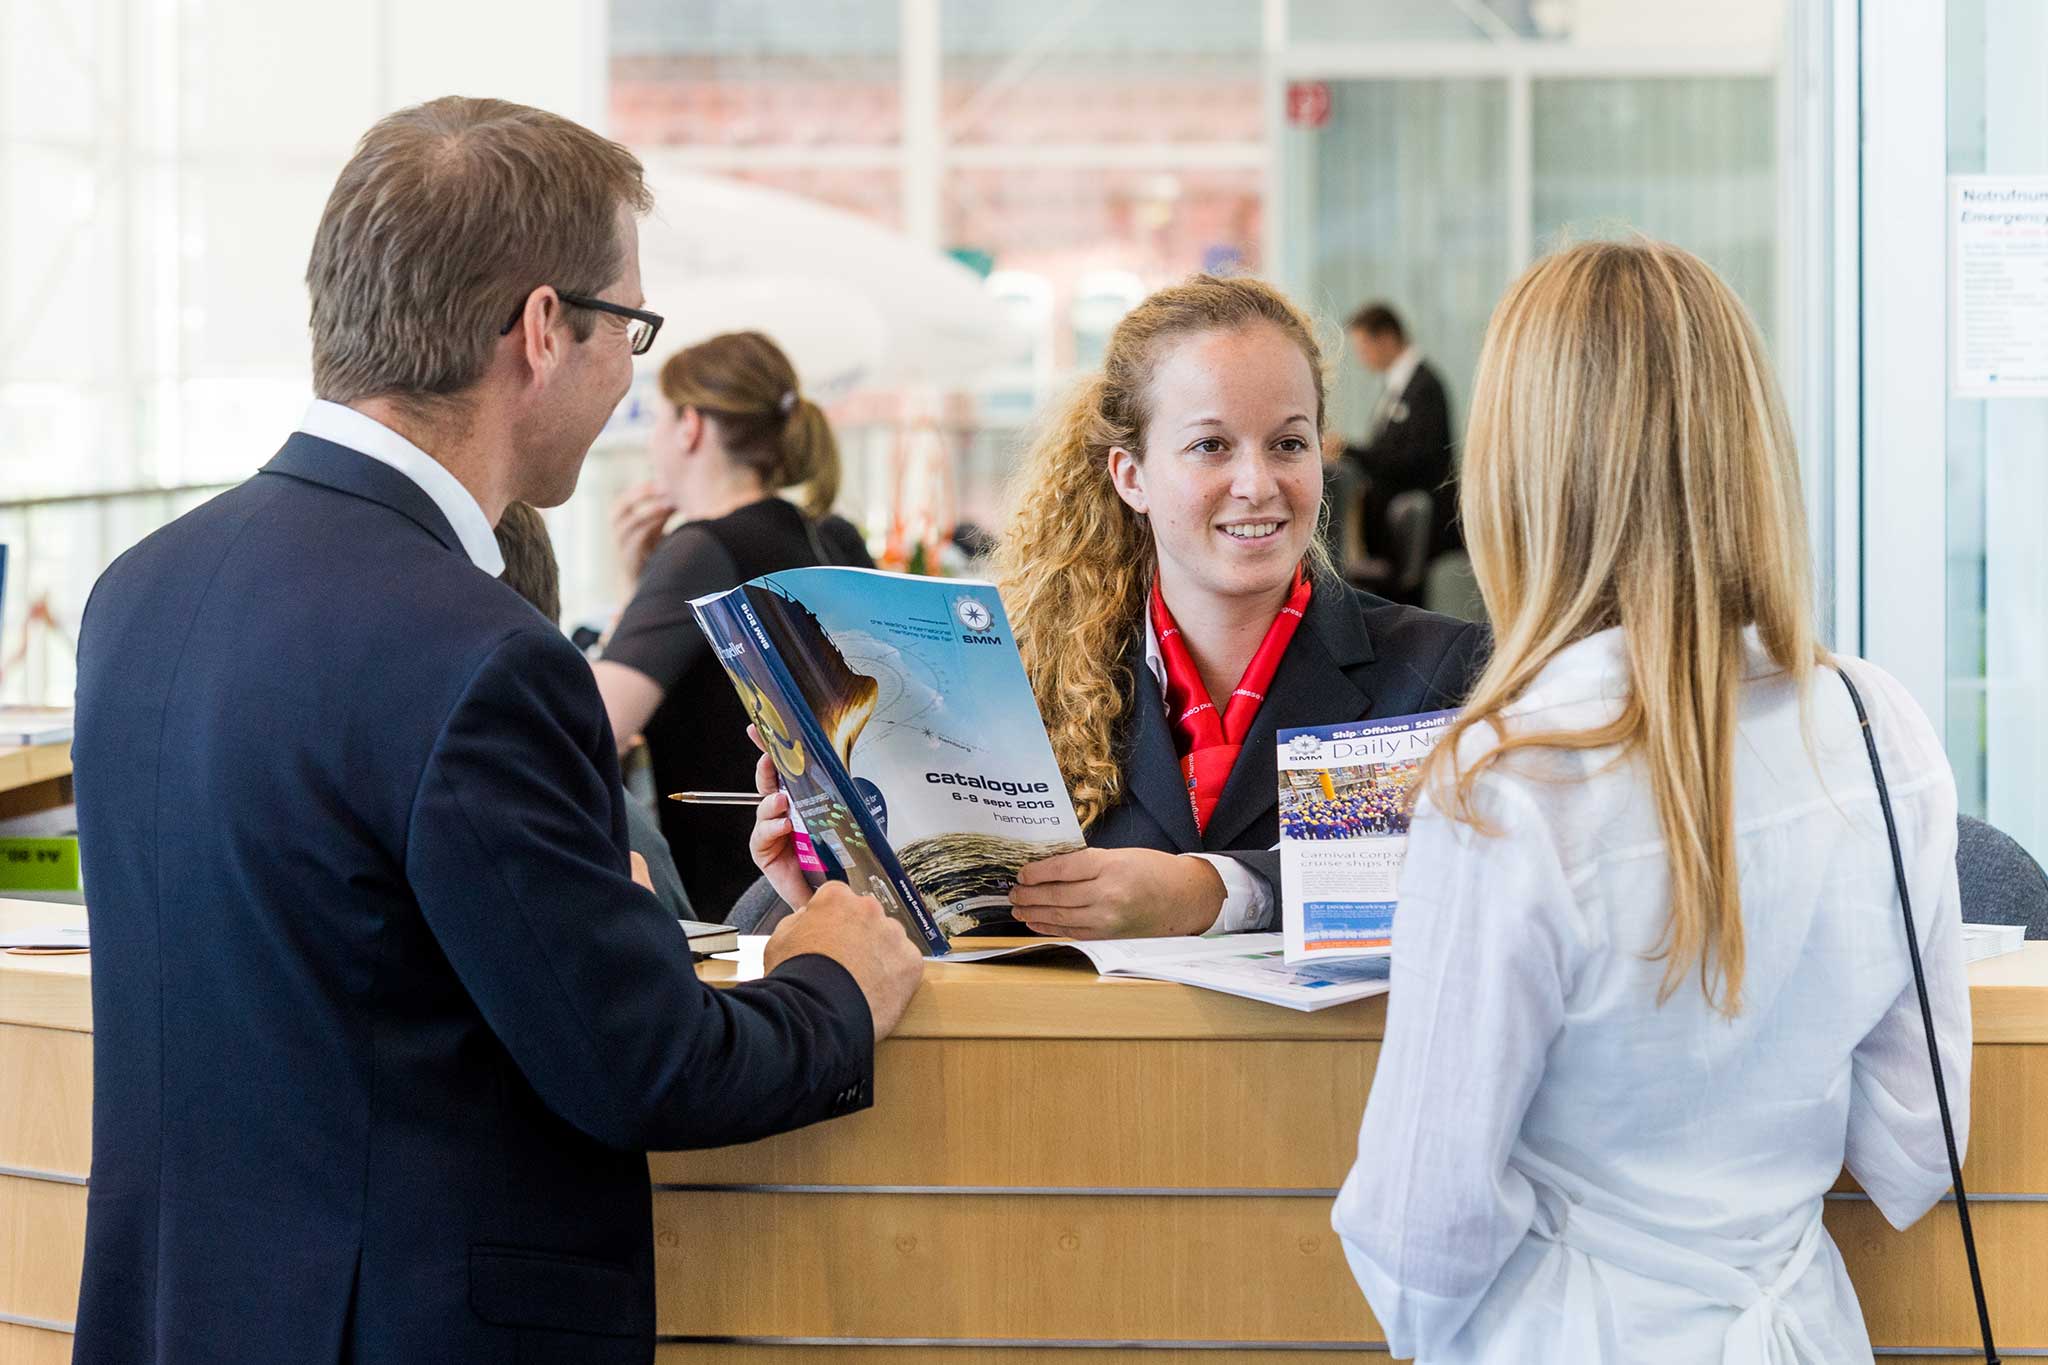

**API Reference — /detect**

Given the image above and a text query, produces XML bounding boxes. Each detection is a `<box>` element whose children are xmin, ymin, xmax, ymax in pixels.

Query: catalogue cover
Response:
<box><xmin>691</xmin><ymin>568</ymin><xmax>1084</xmax><ymax>954</ymax></box>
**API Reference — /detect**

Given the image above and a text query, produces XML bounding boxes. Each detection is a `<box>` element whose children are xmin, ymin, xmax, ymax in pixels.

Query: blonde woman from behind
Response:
<box><xmin>1332</xmin><ymin>240</ymin><xmax>1970</xmax><ymax>1363</ymax></box>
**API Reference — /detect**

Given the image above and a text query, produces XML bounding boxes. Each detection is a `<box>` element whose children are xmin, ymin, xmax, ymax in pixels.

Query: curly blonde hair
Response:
<box><xmin>993</xmin><ymin>274</ymin><xmax>1330</xmax><ymax>828</ymax></box>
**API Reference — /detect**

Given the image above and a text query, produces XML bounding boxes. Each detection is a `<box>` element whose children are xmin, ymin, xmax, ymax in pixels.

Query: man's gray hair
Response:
<box><xmin>306</xmin><ymin>96</ymin><xmax>653</xmax><ymax>405</ymax></box>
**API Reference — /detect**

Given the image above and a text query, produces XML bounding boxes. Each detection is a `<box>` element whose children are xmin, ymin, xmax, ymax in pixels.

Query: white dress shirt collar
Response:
<box><xmin>1142</xmin><ymin>609</ymin><xmax>1168</xmax><ymax>698</ymax></box>
<box><xmin>1382</xmin><ymin>345</ymin><xmax>1423</xmax><ymax>400</ymax></box>
<box><xmin>297</xmin><ymin>399</ymin><xmax>505</xmax><ymax>576</ymax></box>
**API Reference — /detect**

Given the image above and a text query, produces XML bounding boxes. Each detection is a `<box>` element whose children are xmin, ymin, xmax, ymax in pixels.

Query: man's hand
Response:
<box><xmin>746</xmin><ymin>727</ymin><xmax>814</xmax><ymax>910</ymax></box>
<box><xmin>763</xmin><ymin>883</ymin><xmax>924</xmax><ymax>1040</ymax></box>
<box><xmin>1008</xmin><ymin>847</ymin><xmax>1226</xmax><ymax>939</ymax></box>
<box><xmin>629</xmin><ymin>852</ymin><xmax>654</xmax><ymax>892</ymax></box>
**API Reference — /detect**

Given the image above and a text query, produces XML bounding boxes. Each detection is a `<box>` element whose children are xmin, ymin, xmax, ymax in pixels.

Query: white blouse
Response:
<box><xmin>1333</xmin><ymin>628</ymin><xmax>1971</xmax><ymax>1364</ymax></box>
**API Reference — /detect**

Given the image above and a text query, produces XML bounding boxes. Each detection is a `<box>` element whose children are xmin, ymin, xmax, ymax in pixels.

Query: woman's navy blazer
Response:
<box><xmin>1088</xmin><ymin>581</ymin><xmax>1489</xmax><ymax>910</ymax></box>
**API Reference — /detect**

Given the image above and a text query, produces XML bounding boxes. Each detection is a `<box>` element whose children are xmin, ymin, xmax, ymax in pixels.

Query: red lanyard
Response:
<box><xmin>1149</xmin><ymin>570</ymin><xmax>1312</xmax><ymax>835</ymax></box>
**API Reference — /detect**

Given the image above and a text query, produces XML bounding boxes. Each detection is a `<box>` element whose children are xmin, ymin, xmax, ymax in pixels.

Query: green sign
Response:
<box><xmin>0</xmin><ymin>838</ymin><xmax>81</xmax><ymax>892</ymax></box>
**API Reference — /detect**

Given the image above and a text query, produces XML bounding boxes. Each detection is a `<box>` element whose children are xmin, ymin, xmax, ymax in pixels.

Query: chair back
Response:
<box><xmin>1385</xmin><ymin>489</ymin><xmax>1434</xmax><ymax>593</ymax></box>
<box><xmin>728</xmin><ymin>876</ymin><xmax>798</xmax><ymax>933</ymax></box>
<box><xmin>1957</xmin><ymin>814</ymin><xmax>2048</xmax><ymax>939</ymax></box>
<box><xmin>1321</xmin><ymin>458</ymin><xmax>1369</xmax><ymax>579</ymax></box>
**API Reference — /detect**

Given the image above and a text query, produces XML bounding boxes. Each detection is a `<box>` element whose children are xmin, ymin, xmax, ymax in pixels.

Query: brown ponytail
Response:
<box><xmin>781</xmin><ymin>398</ymin><xmax>841</xmax><ymax>519</ymax></box>
<box><xmin>657</xmin><ymin>330</ymin><xmax>843</xmax><ymax>518</ymax></box>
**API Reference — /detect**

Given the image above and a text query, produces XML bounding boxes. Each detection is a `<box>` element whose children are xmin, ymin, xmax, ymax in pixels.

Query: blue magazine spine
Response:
<box><xmin>725</xmin><ymin>594</ymin><xmax>952</xmax><ymax>956</ymax></box>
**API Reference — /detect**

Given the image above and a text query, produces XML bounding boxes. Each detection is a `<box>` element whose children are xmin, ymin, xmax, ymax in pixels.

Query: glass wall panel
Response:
<box><xmin>610</xmin><ymin>0</ymin><xmax>900</xmax><ymax>147</ymax></box>
<box><xmin>0</xmin><ymin>0</ymin><xmax>601</xmax><ymax>703</ymax></box>
<box><xmin>2</xmin><ymin>0</ymin><xmax>107</xmax><ymax>145</ymax></box>
<box><xmin>1288</xmin><ymin>0</ymin><xmax>1534</xmax><ymax>44</ymax></box>
<box><xmin>1942</xmin><ymin>0</ymin><xmax>2048</xmax><ymax>861</ymax></box>
<box><xmin>939</xmin><ymin>0</ymin><xmax>1259</xmax><ymax>145</ymax></box>
<box><xmin>3</xmin><ymin>149</ymin><xmax>113</xmax><ymax>391</ymax></box>
<box><xmin>1531</xmin><ymin>77</ymin><xmax>1778</xmax><ymax>342</ymax></box>
<box><xmin>3</xmin><ymin>0</ymin><xmax>1804</xmax><ymax>702</ymax></box>
<box><xmin>1283</xmin><ymin>79</ymin><xmax>1509</xmax><ymax>447</ymax></box>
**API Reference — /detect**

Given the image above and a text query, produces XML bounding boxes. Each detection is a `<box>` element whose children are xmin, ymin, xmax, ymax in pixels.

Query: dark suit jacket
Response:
<box><xmin>1345</xmin><ymin>358</ymin><xmax>1458</xmax><ymax>559</ymax></box>
<box><xmin>70</xmin><ymin>434</ymin><xmax>875</xmax><ymax>1365</ymax></box>
<box><xmin>1087</xmin><ymin>581</ymin><xmax>1488</xmax><ymax>913</ymax></box>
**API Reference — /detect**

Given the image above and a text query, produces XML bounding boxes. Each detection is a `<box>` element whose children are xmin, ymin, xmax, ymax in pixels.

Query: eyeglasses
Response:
<box><xmin>499</xmin><ymin>290</ymin><xmax>664</xmax><ymax>356</ymax></box>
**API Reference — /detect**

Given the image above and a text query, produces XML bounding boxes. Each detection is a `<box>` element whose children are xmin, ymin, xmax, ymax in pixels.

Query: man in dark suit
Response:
<box><xmin>1327</xmin><ymin>304</ymin><xmax>1459</xmax><ymax>594</ymax></box>
<box><xmin>491</xmin><ymin>500</ymin><xmax>694</xmax><ymax>921</ymax></box>
<box><xmin>69</xmin><ymin>96</ymin><xmax>922</xmax><ymax>1365</ymax></box>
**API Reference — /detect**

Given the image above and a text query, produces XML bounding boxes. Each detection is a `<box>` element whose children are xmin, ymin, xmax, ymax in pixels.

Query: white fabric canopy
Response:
<box><xmin>636</xmin><ymin>164</ymin><xmax>1020</xmax><ymax>396</ymax></box>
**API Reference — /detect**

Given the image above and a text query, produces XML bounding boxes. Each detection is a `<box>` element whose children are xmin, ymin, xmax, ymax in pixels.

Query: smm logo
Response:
<box><xmin>1286</xmin><ymin>733</ymin><xmax>1324</xmax><ymax>761</ymax></box>
<box><xmin>954</xmin><ymin>597</ymin><xmax>994</xmax><ymax>633</ymax></box>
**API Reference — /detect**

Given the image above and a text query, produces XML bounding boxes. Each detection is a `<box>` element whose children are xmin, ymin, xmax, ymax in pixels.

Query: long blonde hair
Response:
<box><xmin>1430</xmin><ymin>239</ymin><xmax>1820</xmax><ymax>1017</ymax></box>
<box><xmin>659</xmin><ymin>331</ymin><xmax>840</xmax><ymax>518</ymax></box>
<box><xmin>993</xmin><ymin>274</ymin><xmax>1330</xmax><ymax>828</ymax></box>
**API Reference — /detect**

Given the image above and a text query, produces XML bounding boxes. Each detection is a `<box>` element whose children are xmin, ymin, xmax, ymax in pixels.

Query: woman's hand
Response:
<box><xmin>746</xmin><ymin>725</ymin><xmax>814</xmax><ymax>910</ymax></box>
<box><xmin>610</xmin><ymin>478</ymin><xmax>676</xmax><ymax>592</ymax></box>
<box><xmin>1007</xmin><ymin>847</ymin><xmax>1227</xmax><ymax>939</ymax></box>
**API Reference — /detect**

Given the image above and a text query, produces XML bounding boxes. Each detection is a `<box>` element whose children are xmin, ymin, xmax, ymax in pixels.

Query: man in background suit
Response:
<box><xmin>70</xmin><ymin>97</ymin><xmax>921</xmax><ymax>1365</ymax></box>
<box><xmin>1325</xmin><ymin>303</ymin><xmax>1458</xmax><ymax>591</ymax></box>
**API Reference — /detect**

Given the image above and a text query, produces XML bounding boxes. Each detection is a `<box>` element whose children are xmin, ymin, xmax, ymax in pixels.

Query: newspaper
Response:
<box><xmin>1277</xmin><ymin>709</ymin><xmax>1455</xmax><ymax>963</ymax></box>
<box><xmin>692</xmin><ymin>567</ymin><xmax>1084</xmax><ymax>955</ymax></box>
<box><xmin>1054</xmin><ymin>933</ymin><xmax>1392</xmax><ymax>1011</ymax></box>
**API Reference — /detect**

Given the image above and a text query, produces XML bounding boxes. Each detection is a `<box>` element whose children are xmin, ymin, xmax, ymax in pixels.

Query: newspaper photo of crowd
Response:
<box><xmin>1279</xmin><ymin>760</ymin><xmax>1423</xmax><ymax>841</ymax></box>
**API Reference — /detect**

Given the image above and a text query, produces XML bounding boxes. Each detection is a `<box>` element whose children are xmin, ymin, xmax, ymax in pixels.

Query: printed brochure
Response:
<box><xmin>691</xmin><ymin>567</ymin><xmax>1085</xmax><ymax>956</ymax></box>
<box><xmin>718</xmin><ymin>931</ymin><xmax>1392</xmax><ymax>1012</ymax></box>
<box><xmin>1277</xmin><ymin>709</ymin><xmax>1456</xmax><ymax>963</ymax></box>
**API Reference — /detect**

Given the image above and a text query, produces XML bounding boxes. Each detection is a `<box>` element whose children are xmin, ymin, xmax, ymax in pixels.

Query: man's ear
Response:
<box><xmin>1107</xmin><ymin>444</ymin><xmax>1148</xmax><ymax>516</ymax></box>
<box><xmin>511</xmin><ymin>286</ymin><xmax>566</xmax><ymax>385</ymax></box>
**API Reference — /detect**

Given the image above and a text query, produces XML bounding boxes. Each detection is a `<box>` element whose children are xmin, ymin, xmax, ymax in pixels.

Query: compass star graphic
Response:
<box><xmin>955</xmin><ymin>598</ymin><xmax>993</xmax><ymax>633</ymax></box>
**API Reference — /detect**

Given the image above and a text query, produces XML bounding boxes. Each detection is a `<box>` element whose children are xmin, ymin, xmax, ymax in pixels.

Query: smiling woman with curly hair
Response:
<box><xmin>749</xmin><ymin>273</ymin><xmax>1487</xmax><ymax>939</ymax></box>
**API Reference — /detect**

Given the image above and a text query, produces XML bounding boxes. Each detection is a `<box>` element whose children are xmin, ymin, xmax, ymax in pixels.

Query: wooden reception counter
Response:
<box><xmin>4</xmin><ymin>896</ymin><xmax>2045</xmax><ymax>1363</ymax></box>
<box><xmin>0</xmin><ymin>741</ymin><xmax>70</xmax><ymax>822</ymax></box>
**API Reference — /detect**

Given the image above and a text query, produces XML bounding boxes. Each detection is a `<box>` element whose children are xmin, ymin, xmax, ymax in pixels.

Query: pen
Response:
<box><xmin>665</xmin><ymin>790</ymin><xmax>765</xmax><ymax>806</ymax></box>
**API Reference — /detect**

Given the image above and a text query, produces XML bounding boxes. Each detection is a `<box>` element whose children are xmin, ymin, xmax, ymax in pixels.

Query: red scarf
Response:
<box><xmin>1149</xmin><ymin>570</ymin><xmax>1312</xmax><ymax>835</ymax></box>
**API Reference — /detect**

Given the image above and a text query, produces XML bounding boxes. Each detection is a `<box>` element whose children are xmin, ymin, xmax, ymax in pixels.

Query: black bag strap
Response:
<box><xmin>1835</xmin><ymin>664</ymin><xmax>1999</xmax><ymax>1363</ymax></box>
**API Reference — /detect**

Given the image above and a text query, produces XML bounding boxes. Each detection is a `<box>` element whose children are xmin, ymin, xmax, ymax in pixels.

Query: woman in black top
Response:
<box><xmin>593</xmin><ymin>331</ymin><xmax>871</xmax><ymax>915</ymax></box>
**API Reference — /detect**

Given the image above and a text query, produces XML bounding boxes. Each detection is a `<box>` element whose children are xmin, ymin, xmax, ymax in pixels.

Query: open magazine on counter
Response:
<box><xmin>1277</xmin><ymin>709</ymin><xmax>1456</xmax><ymax>964</ymax></box>
<box><xmin>690</xmin><ymin>567</ymin><xmax>1086</xmax><ymax>957</ymax></box>
<box><xmin>716</xmin><ymin>931</ymin><xmax>1391</xmax><ymax>1012</ymax></box>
